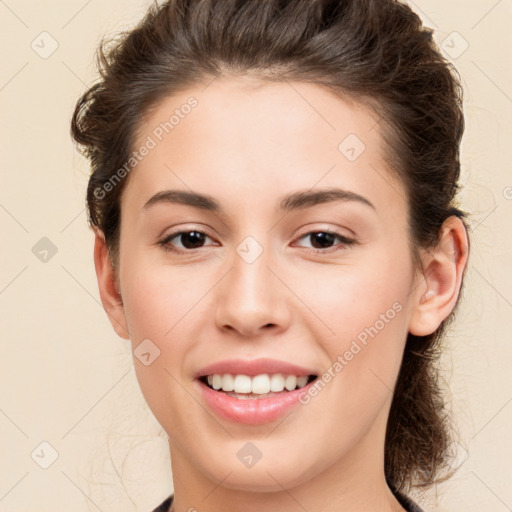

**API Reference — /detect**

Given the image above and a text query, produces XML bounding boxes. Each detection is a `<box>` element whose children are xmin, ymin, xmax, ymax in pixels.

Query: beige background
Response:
<box><xmin>1</xmin><ymin>0</ymin><xmax>511</xmax><ymax>510</ymax></box>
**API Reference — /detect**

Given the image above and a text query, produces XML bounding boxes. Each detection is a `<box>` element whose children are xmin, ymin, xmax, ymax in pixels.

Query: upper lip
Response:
<box><xmin>194</xmin><ymin>358</ymin><xmax>318</xmax><ymax>379</ymax></box>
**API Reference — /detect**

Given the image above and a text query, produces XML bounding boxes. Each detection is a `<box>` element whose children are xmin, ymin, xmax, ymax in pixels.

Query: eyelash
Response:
<box><xmin>157</xmin><ymin>229</ymin><xmax>356</xmax><ymax>255</ymax></box>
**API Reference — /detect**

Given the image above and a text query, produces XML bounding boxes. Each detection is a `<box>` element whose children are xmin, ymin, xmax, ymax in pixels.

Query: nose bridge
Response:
<box><xmin>214</xmin><ymin>234</ymin><xmax>289</xmax><ymax>336</ymax></box>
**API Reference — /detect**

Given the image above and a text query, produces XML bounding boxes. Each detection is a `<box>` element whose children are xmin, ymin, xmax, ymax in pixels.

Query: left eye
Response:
<box><xmin>293</xmin><ymin>231</ymin><xmax>355</xmax><ymax>253</ymax></box>
<box><xmin>157</xmin><ymin>230</ymin><xmax>355</xmax><ymax>254</ymax></box>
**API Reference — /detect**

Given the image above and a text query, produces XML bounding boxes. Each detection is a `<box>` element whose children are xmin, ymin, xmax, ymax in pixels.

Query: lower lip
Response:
<box><xmin>196</xmin><ymin>379</ymin><xmax>315</xmax><ymax>425</ymax></box>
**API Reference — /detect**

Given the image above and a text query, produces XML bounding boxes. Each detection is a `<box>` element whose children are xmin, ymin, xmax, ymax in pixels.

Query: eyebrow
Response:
<box><xmin>143</xmin><ymin>187</ymin><xmax>375</xmax><ymax>213</ymax></box>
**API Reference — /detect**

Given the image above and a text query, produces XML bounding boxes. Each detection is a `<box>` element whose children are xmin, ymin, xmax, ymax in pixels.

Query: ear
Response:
<box><xmin>93</xmin><ymin>228</ymin><xmax>130</xmax><ymax>340</ymax></box>
<box><xmin>408</xmin><ymin>216</ymin><xmax>469</xmax><ymax>336</ymax></box>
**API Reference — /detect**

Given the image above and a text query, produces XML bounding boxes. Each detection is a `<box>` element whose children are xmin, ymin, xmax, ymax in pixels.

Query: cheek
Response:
<box><xmin>118</xmin><ymin>255</ymin><xmax>191</xmax><ymax>386</ymax></box>
<box><xmin>119</xmin><ymin>263</ymin><xmax>201</xmax><ymax>429</ymax></box>
<box><xmin>298</xmin><ymin>253</ymin><xmax>411</xmax><ymax>344</ymax></box>
<box><xmin>303</xmin><ymin>250</ymin><xmax>412</xmax><ymax>398</ymax></box>
<box><xmin>120</xmin><ymin>258</ymin><xmax>199</xmax><ymax>342</ymax></box>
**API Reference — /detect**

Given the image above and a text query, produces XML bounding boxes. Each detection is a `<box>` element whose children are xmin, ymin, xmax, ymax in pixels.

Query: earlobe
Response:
<box><xmin>409</xmin><ymin>216</ymin><xmax>469</xmax><ymax>336</ymax></box>
<box><xmin>93</xmin><ymin>228</ymin><xmax>130</xmax><ymax>340</ymax></box>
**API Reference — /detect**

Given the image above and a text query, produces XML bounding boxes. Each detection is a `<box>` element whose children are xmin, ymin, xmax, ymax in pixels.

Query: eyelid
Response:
<box><xmin>157</xmin><ymin>225</ymin><xmax>357</xmax><ymax>255</ymax></box>
<box><xmin>294</xmin><ymin>224</ymin><xmax>355</xmax><ymax>241</ymax></box>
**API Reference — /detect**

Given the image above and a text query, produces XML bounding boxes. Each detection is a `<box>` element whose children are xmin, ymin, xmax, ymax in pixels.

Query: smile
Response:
<box><xmin>196</xmin><ymin>373</ymin><xmax>319</xmax><ymax>424</ymax></box>
<box><xmin>201</xmin><ymin>373</ymin><xmax>316</xmax><ymax>398</ymax></box>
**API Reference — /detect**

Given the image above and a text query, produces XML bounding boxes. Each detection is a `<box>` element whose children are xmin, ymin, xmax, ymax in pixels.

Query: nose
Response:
<box><xmin>214</xmin><ymin>246</ymin><xmax>291</xmax><ymax>338</ymax></box>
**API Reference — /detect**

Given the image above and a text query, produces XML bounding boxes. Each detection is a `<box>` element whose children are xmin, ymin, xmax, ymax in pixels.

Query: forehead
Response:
<box><xmin>137</xmin><ymin>76</ymin><xmax>380</xmax><ymax>152</ymax></box>
<box><xmin>123</xmin><ymin>77</ymin><xmax>406</xmax><ymax>218</ymax></box>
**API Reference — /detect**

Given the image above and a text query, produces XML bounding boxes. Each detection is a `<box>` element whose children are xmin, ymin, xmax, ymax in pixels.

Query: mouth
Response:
<box><xmin>196</xmin><ymin>371</ymin><xmax>319</xmax><ymax>424</ymax></box>
<box><xmin>194</xmin><ymin>358</ymin><xmax>321</xmax><ymax>423</ymax></box>
<box><xmin>198</xmin><ymin>373</ymin><xmax>318</xmax><ymax>400</ymax></box>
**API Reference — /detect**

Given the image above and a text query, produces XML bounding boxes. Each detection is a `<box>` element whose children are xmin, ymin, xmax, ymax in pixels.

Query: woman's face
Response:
<box><xmin>112</xmin><ymin>77</ymin><xmax>425</xmax><ymax>492</ymax></box>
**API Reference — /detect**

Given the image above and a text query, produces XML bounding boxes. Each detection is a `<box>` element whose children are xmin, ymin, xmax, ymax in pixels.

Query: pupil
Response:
<box><xmin>311</xmin><ymin>232</ymin><xmax>334</xmax><ymax>248</ymax></box>
<box><xmin>181</xmin><ymin>231</ymin><xmax>205</xmax><ymax>249</ymax></box>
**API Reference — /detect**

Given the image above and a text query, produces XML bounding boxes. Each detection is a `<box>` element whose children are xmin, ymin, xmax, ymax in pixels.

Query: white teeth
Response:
<box><xmin>221</xmin><ymin>374</ymin><xmax>235</xmax><ymax>392</ymax></box>
<box><xmin>251</xmin><ymin>374</ymin><xmax>271</xmax><ymax>394</ymax></box>
<box><xmin>270</xmin><ymin>373</ymin><xmax>285</xmax><ymax>392</ymax></box>
<box><xmin>204</xmin><ymin>373</ymin><xmax>313</xmax><ymax>394</ymax></box>
<box><xmin>296</xmin><ymin>376</ymin><xmax>308</xmax><ymax>388</ymax></box>
<box><xmin>212</xmin><ymin>374</ymin><xmax>222</xmax><ymax>390</ymax></box>
<box><xmin>233</xmin><ymin>375</ymin><xmax>252</xmax><ymax>393</ymax></box>
<box><xmin>284</xmin><ymin>375</ymin><xmax>297</xmax><ymax>391</ymax></box>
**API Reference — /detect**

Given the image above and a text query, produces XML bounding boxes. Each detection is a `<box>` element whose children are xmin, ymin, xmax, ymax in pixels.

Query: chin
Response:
<box><xmin>198</xmin><ymin>452</ymin><xmax>322</xmax><ymax>493</ymax></box>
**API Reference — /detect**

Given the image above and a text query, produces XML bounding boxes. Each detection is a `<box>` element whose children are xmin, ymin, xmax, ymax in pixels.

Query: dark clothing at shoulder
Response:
<box><xmin>395</xmin><ymin>490</ymin><xmax>425</xmax><ymax>512</ymax></box>
<box><xmin>152</xmin><ymin>494</ymin><xmax>173</xmax><ymax>512</ymax></box>
<box><xmin>151</xmin><ymin>492</ymin><xmax>424</xmax><ymax>511</ymax></box>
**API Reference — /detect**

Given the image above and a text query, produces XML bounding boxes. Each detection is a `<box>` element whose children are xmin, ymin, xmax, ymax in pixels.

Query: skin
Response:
<box><xmin>93</xmin><ymin>76</ymin><xmax>468</xmax><ymax>512</ymax></box>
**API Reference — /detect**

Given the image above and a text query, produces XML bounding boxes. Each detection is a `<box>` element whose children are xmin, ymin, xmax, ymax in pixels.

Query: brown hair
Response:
<box><xmin>71</xmin><ymin>0</ymin><xmax>468</xmax><ymax>495</ymax></box>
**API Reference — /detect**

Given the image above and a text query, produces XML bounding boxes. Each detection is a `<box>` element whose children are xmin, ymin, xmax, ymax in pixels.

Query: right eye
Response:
<box><xmin>157</xmin><ymin>229</ymin><xmax>218</xmax><ymax>254</ymax></box>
